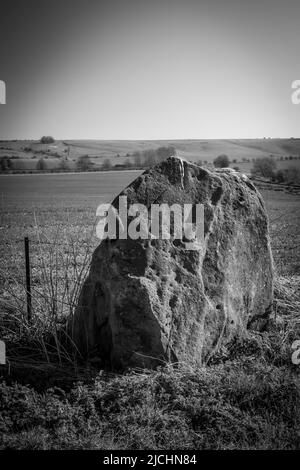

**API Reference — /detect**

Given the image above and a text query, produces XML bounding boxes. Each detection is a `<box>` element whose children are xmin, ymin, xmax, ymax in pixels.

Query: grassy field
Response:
<box><xmin>0</xmin><ymin>170</ymin><xmax>299</xmax><ymax>449</ymax></box>
<box><xmin>0</xmin><ymin>171</ymin><xmax>142</xmax><ymax>210</ymax></box>
<box><xmin>0</xmin><ymin>171</ymin><xmax>299</xmax><ymax>276</ymax></box>
<box><xmin>1</xmin><ymin>138</ymin><xmax>300</xmax><ymax>172</ymax></box>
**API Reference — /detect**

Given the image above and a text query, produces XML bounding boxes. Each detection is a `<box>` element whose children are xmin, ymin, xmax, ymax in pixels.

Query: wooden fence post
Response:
<box><xmin>24</xmin><ymin>237</ymin><xmax>32</xmax><ymax>321</ymax></box>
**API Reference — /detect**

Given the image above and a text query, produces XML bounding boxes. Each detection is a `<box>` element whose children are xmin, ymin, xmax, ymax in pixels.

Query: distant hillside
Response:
<box><xmin>64</xmin><ymin>138</ymin><xmax>300</xmax><ymax>162</ymax></box>
<box><xmin>1</xmin><ymin>138</ymin><xmax>300</xmax><ymax>172</ymax></box>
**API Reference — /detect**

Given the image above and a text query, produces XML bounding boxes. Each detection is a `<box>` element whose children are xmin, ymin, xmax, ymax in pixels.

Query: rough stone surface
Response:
<box><xmin>70</xmin><ymin>157</ymin><xmax>274</xmax><ymax>369</ymax></box>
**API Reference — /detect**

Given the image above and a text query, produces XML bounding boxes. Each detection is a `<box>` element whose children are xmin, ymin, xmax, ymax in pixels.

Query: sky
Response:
<box><xmin>0</xmin><ymin>0</ymin><xmax>299</xmax><ymax>140</ymax></box>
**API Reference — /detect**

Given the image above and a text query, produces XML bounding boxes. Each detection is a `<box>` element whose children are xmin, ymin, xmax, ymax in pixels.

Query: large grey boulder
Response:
<box><xmin>70</xmin><ymin>157</ymin><xmax>274</xmax><ymax>369</ymax></box>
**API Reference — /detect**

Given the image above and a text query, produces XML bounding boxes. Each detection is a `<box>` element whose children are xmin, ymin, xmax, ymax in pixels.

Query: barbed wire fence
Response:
<box><xmin>0</xmin><ymin>229</ymin><xmax>97</xmax><ymax>329</ymax></box>
<box><xmin>0</xmin><ymin>201</ymin><xmax>299</xmax><ymax>325</ymax></box>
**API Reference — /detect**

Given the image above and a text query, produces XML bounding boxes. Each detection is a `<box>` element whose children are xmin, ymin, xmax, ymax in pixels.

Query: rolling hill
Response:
<box><xmin>1</xmin><ymin>138</ymin><xmax>300</xmax><ymax>172</ymax></box>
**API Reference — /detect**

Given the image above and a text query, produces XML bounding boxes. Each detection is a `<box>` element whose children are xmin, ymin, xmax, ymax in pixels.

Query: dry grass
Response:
<box><xmin>0</xmin><ymin>218</ymin><xmax>98</xmax><ymax>385</ymax></box>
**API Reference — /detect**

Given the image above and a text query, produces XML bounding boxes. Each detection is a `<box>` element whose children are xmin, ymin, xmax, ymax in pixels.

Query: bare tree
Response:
<box><xmin>76</xmin><ymin>155</ymin><xmax>92</xmax><ymax>171</ymax></box>
<box><xmin>251</xmin><ymin>157</ymin><xmax>276</xmax><ymax>178</ymax></box>
<box><xmin>213</xmin><ymin>154</ymin><xmax>230</xmax><ymax>168</ymax></box>
<box><xmin>40</xmin><ymin>136</ymin><xmax>55</xmax><ymax>144</ymax></box>
<box><xmin>36</xmin><ymin>158</ymin><xmax>47</xmax><ymax>171</ymax></box>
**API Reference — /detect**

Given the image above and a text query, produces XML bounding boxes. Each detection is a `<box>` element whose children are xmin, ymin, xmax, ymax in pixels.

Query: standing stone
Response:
<box><xmin>69</xmin><ymin>157</ymin><xmax>274</xmax><ymax>369</ymax></box>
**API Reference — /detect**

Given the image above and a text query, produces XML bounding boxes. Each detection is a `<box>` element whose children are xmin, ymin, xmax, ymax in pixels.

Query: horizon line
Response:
<box><xmin>1</xmin><ymin>136</ymin><xmax>300</xmax><ymax>142</ymax></box>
